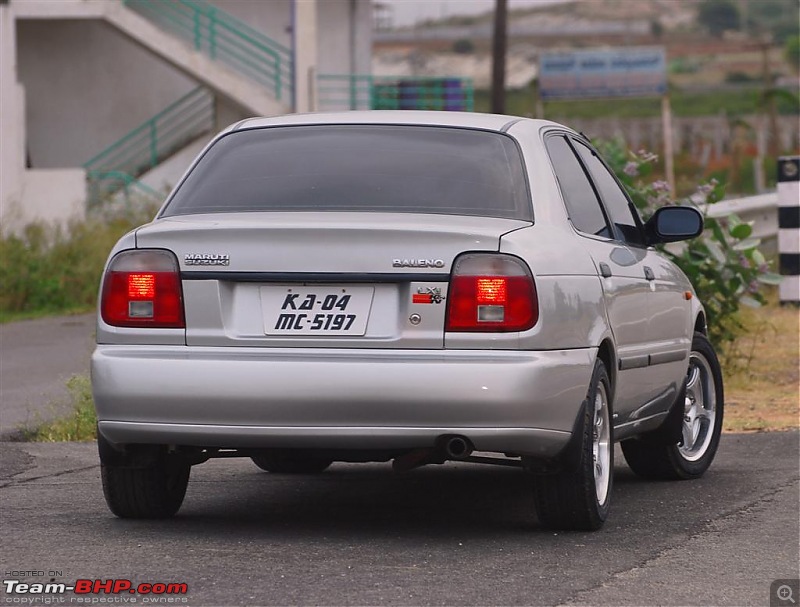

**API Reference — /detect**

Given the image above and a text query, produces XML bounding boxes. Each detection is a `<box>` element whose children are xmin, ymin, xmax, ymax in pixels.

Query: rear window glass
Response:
<box><xmin>161</xmin><ymin>125</ymin><xmax>532</xmax><ymax>221</ymax></box>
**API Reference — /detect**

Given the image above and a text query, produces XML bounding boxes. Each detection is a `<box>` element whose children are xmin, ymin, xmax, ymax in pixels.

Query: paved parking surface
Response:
<box><xmin>1</xmin><ymin>431</ymin><xmax>798</xmax><ymax>606</ymax></box>
<box><xmin>0</xmin><ymin>314</ymin><xmax>95</xmax><ymax>438</ymax></box>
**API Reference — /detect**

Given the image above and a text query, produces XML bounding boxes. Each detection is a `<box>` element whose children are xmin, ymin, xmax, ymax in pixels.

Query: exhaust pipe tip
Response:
<box><xmin>441</xmin><ymin>435</ymin><xmax>473</xmax><ymax>460</ymax></box>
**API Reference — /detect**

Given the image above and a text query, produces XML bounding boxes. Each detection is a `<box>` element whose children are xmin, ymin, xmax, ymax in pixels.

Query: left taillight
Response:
<box><xmin>446</xmin><ymin>253</ymin><xmax>538</xmax><ymax>332</ymax></box>
<box><xmin>100</xmin><ymin>250</ymin><xmax>185</xmax><ymax>328</ymax></box>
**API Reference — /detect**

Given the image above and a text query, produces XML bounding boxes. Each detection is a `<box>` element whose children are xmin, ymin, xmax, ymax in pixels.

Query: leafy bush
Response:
<box><xmin>697</xmin><ymin>0</ymin><xmax>740</xmax><ymax>37</ymax></box>
<box><xmin>596</xmin><ymin>138</ymin><xmax>782</xmax><ymax>349</ymax></box>
<box><xmin>452</xmin><ymin>38</ymin><xmax>475</xmax><ymax>54</ymax></box>
<box><xmin>0</xmin><ymin>207</ymin><xmax>155</xmax><ymax>319</ymax></box>
<box><xmin>23</xmin><ymin>375</ymin><xmax>97</xmax><ymax>442</ymax></box>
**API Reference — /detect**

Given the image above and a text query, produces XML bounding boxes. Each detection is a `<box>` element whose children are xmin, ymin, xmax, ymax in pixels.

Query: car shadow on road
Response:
<box><xmin>94</xmin><ymin>460</ymin><xmax>667</xmax><ymax>539</ymax></box>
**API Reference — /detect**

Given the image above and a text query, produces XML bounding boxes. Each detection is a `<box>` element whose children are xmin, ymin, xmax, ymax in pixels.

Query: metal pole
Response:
<box><xmin>490</xmin><ymin>0</ymin><xmax>507</xmax><ymax>114</ymax></box>
<box><xmin>661</xmin><ymin>93</ymin><xmax>675</xmax><ymax>198</ymax></box>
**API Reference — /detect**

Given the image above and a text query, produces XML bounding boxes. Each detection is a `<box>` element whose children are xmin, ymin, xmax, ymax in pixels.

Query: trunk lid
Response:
<box><xmin>135</xmin><ymin>212</ymin><xmax>529</xmax><ymax>348</ymax></box>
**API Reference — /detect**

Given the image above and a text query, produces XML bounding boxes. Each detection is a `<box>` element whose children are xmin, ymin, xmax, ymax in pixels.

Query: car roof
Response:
<box><xmin>235</xmin><ymin>111</ymin><xmax>557</xmax><ymax>133</ymax></box>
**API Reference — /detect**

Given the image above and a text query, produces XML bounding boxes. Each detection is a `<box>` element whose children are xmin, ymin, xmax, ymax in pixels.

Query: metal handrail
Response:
<box><xmin>86</xmin><ymin>170</ymin><xmax>163</xmax><ymax>210</ymax></box>
<box><xmin>317</xmin><ymin>75</ymin><xmax>475</xmax><ymax>112</ymax></box>
<box><xmin>83</xmin><ymin>86</ymin><xmax>213</xmax><ymax>177</ymax></box>
<box><xmin>123</xmin><ymin>0</ymin><xmax>292</xmax><ymax>101</ymax></box>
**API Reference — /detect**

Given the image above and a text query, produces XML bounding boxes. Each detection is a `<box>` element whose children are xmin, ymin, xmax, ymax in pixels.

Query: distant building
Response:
<box><xmin>0</xmin><ymin>0</ymin><xmax>373</xmax><ymax>229</ymax></box>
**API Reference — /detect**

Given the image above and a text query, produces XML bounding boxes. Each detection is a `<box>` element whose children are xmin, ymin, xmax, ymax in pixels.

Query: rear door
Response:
<box><xmin>544</xmin><ymin>134</ymin><xmax>654</xmax><ymax>423</ymax></box>
<box><xmin>570</xmin><ymin>137</ymin><xmax>685</xmax><ymax>422</ymax></box>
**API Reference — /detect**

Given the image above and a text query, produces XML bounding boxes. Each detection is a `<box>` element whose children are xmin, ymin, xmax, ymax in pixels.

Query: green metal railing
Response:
<box><xmin>85</xmin><ymin>170</ymin><xmax>162</xmax><ymax>211</ymax></box>
<box><xmin>317</xmin><ymin>75</ymin><xmax>474</xmax><ymax>112</ymax></box>
<box><xmin>84</xmin><ymin>86</ymin><xmax>214</xmax><ymax>205</ymax></box>
<box><xmin>123</xmin><ymin>0</ymin><xmax>292</xmax><ymax>102</ymax></box>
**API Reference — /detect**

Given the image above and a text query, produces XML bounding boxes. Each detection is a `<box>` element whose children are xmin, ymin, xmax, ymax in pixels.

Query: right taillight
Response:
<box><xmin>446</xmin><ymin>253</ymin><xmax>538</xmax><ymax>332</ymax></box>
<box><xmin>100</xmin><ymin>250</ymin><xmax>185</xmax><ymax>328</ymax></box>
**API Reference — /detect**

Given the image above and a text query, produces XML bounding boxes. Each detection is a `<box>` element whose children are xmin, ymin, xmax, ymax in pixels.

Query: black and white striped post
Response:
<box><xmin>778</xmin><ymin>156</ymin><xmax>800</xmax><ymax>305</ymax></box>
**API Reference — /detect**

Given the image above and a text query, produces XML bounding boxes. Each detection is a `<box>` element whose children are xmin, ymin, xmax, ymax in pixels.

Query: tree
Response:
<box><xmin>697</xmin><ymin>0</ymin><xmax>741</xmax><ymax>37</ymax></box>
<box><xmin>452</xmin><ymin>38</ymin><xmax>475</xmax><ymax>54</ymax></box>
<box><xmin>786</xmin><ymin>35</ymin><xmax>800</xmax><ymax>71</ymax></box>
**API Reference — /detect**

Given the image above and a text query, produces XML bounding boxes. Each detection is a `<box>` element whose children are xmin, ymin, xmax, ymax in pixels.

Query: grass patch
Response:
<box><xmin>23</xmin><ymin>375</ymin><xmax>97</xmax><ymax>442</ymax></box>
<box><xmin>723</xmin><ymin>300</ymin><xmax>799</xmax><ymax>432</ymax></box>
<box><xmin>0</xmin><ymin>208</ymin><xmax>155</xmax><ymax>319</ymax></box>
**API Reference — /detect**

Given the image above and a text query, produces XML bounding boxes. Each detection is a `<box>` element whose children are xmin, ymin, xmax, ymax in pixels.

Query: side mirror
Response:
<box><xmin>645</xmin><ymin>206</ymin><xmax>703</xmax><ymax>245</ymax></box>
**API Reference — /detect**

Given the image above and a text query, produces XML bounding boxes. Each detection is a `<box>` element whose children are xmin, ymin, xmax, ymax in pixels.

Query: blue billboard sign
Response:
<box><xmin>539</xmin><ymin>47</ymin><xmax>667</xmax><ymax>100</ymax></box>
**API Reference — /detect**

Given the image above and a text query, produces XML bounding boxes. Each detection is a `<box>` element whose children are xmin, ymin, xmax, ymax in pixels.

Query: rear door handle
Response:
<box><xmin>599</xmin><ymin>262</ymin><xmax>612</xmax><ymax>278</ymax></box>
<box><xmin>644</xmin><ymin>266</ymin><xmax>655</xmax><ymax>281</ymax></box>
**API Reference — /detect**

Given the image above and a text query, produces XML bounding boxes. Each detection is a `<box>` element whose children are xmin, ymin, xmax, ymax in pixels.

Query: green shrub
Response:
<box><xmin>452</xmin><ymin>38</ymin><xmax>475</xmax><ymax>54</ymax></box>
<box><xmin>0</xmin><ymin>208</ymin><xmax>155</xmax><ymax>318</ymax></box>
<box><xmin>597</xmin><ymin>138</ymin><xmax>782</xmax><ymax>349</ymax></box>
<box><xmin>24</xmin><ymin>375</ymin><xmax>97</xmax><ymax>442</ymax></box>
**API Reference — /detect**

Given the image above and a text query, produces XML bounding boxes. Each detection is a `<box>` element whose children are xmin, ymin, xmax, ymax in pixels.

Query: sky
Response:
<box><xmin>378</xmin><ymin>0</ymin><xmax>571</xmax><ymax>28</ymax></box>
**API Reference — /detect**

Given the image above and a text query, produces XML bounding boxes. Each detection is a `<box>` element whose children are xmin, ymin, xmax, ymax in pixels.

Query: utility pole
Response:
<box><xmin>491</xmin><ymin>0</ymin><xmax>507</xmax><ymax>114</ymax></box>
<box><xmin>761</xmin><ymin>36</ymin><xmax>780</xmax><ymax>158</ymax></box>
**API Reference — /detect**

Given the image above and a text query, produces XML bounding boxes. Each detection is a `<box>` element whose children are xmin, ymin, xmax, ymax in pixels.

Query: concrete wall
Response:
<box><xmin>2</xmin><ymin>0</ymin><xmax>373</xmax><ymax>231</ymax></box>
<box><xmin>220</xmin><ymin>0</ymin><xmax>372</xmax><ymax>76</ymax></box>
<box><xmin>317</xmin><ymin>0</ymin><xmax>373</xmax><ymax>76</ymax></box>
<box><xmin>17</xmin><ymin>19</ymin><xmax>196</xmax><ymax>169</ymax></box>
<box><xmin>2</xmin><ymin>169</ymin><xmax>87</xmax><ymax>232</ymax></box>
<box><xmin>1</xmin><ymin>4</ymin><xmax>25</xmax><ymax>222</ymax></box>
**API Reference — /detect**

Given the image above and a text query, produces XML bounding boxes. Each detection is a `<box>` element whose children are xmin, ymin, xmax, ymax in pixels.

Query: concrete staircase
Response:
<box><xmin>13</xmin><ymin>0</ymin><xmax>291</xmax><ymax>116</ymax></box>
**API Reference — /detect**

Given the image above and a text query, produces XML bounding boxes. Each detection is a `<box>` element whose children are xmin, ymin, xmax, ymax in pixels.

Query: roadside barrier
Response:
<box><xmin>777</xmin><ymin>156</ymin><xmax>800</xmax><ymax>305</ymax></box>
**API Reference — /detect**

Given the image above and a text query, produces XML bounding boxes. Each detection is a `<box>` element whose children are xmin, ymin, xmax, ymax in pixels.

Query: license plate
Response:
<box><xmin>260</xmin><ymin>286</ymin><xmax>375</xmax><ymax>336</ymax></box>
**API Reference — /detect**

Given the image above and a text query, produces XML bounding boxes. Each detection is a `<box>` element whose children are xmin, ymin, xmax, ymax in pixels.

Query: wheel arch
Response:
<box><xmin>596</xmin><ymin>338</ymin><xmax>617</xmax><ymax>405</ymax></box>
<box><xmin>694</xmin><ymin>311</ymin><xmax>707</xmax><ymax>336</ymax></box>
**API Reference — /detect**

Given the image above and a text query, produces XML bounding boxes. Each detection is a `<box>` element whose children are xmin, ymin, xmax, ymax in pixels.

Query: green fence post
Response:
<box><xmin>275</xmin><ymin>55</ymin><xmax>282</xmax><ymax>101</ymax></box>
<box><xmin>149</xmin><ymin>121</ymin><xmax>158</xmax><ymax>168</ymax></box>
<box><xmin>193</xmin><ymin>6</ymin><xmax>201</xmax><ymax>50</ymax></box>
<box><xmin>208</xmin><ymin>7</ymin><xmax>216</xmax><ymax>59</ymax></box>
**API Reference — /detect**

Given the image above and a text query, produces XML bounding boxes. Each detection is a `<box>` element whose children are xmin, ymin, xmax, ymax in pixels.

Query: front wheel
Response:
<box><xmin>532</xmin><ymin>358</ymin><xmax>613</xmax><ymax>531</ymax></box>
<box><xmin>622</xmin><ymin>332</ymin><xmax>724</xmax><ymax>480</ymax></box>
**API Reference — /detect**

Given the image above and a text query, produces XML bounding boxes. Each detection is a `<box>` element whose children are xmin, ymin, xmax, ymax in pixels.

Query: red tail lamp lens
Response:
<box><xmin>101</xmin><ymin>250</ymin><xmax>184</xmax><ymax>328</ymax></box>
<box><xmin>446</xmin><ymin>254</ymin><xmax>538</xmax><ymax>332</ymax></box>
<box><xmin>476</xmin><ymin>278</ymin><xmax>507</xmax><ymax>304</ymax></box>
<box><xmin>128</xmin><ymin>274</ymin><xmax>156</xmax><ymax>299</ymax></box>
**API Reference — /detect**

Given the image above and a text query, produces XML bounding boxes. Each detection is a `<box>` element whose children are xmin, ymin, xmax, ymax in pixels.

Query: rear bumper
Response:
<box><xmin>92</xmin><ymin>345</ymin><xmax>596</xmax><ymax>458</ymax></box>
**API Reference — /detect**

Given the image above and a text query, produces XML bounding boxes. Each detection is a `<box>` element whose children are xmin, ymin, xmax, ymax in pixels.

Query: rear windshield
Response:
<box><xmin>161</xmin><ymin>125</ymin><xmax>532</xmax><ymax>220</ymax></box>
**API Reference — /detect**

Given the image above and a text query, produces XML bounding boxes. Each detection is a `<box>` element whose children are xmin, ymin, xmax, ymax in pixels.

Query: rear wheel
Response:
<box><xmin>621</xmin><ymin>332</ymin><xmax>724</xmax><ymax>480</ymax></box>
<box><xmin>98</xmin><ymin>434</ymin><xmax>190</xmax><ymax>519</ymax></box>
<box><xmin>532</xmin><ymin>359</ymin><xmax>613</xmax><ymax>531</ymax></box>
<box><xmin>251</xmin><ymin>453</ymin><xmax>333</xmax><ymax>474</ymax></box>
<box><xmin>101</xmin><ymin>462</ymin><xmax>189</xmax><ymax>519</ymax></box>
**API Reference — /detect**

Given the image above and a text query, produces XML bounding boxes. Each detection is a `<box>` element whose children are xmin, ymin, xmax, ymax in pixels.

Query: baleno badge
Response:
<box><xmin>392</xmin><ymin>259</ymin><xmax>445</xmax><ymax>268</ymax></box>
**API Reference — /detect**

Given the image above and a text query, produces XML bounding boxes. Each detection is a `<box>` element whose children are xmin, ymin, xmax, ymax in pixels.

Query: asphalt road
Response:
<box><xmin>1</xmin><ymin>431</ymin><xmax>798</xmax><ymax>606</ymax></box>
<box><xmin>0</xmin><ymin>313</ymin><xmax>95</xmax><ymax>438</ymax></box>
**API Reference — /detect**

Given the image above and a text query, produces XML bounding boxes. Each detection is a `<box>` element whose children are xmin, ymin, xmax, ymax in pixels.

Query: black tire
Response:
<box><xmin>621</xmin><ymin>332</ymin><xmax>724</xmax><ymax>480</ymax></box>
<box><xmin>251</xmin><ymin>454</ymin><xmax>333</xmax><ymax>474</ymax></box>
<box><xmin>101</xmin><ymin>462</ymin><xmax>189</xmax><ymax>519</ymax></box>
<box><xmin>533</xmin><ymin>359</ymin><xmax>613</xmax><ymax>531</ymax></box>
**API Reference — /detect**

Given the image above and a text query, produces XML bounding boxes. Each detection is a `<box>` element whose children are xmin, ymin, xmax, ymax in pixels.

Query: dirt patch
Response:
<box><xmin>723</xmin><ymin>303</ymin><xmax>799</xmax><ymax>432</ymax></box>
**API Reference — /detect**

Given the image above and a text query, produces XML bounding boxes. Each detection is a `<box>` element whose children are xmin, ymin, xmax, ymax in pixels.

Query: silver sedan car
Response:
<box><xmin>92</xmin><ymin>111</ymin><xmax>724</xmax><ymax>530</ymax></box>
